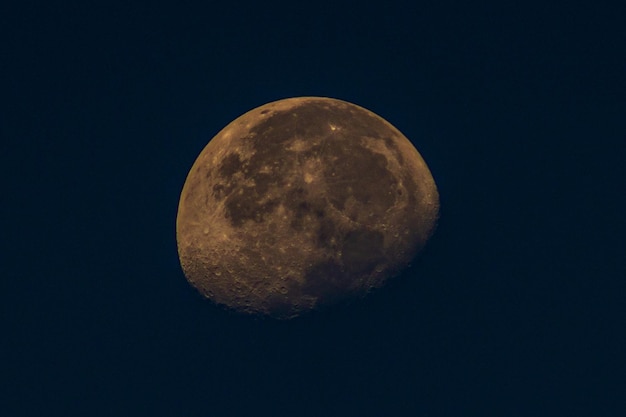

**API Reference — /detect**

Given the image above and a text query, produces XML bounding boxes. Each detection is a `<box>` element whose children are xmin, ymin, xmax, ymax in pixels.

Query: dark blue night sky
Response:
<box><xmin>3</xmin><ymin>2</ymin><xmax>625</xmax><ymax>416</ymax></box>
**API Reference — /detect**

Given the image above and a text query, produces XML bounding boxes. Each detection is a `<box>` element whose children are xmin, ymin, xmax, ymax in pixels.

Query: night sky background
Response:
<box><xmin>3</xmin><ymin>1</ymin><xmax>625</xmax><ymax>416</ymax></box>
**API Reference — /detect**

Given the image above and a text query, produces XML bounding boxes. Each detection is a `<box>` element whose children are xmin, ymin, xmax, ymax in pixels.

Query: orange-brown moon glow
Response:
<box><xmin>176</xmin><ymin>97</ymin><xmax>439</xmax><ymax>318</ymax></box>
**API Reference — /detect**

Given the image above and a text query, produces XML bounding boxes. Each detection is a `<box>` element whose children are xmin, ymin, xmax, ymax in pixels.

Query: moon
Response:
<box><xmin>176</xmin><ymin>97</ymin><xmax>439</xmax><ymax>318</ymax></box>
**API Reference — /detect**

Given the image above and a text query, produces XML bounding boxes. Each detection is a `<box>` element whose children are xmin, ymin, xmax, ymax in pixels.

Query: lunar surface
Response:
<box><xmin>176</xmin><ymin>97</ymin><xmax>439</xmax><ymax>318</ymax></box>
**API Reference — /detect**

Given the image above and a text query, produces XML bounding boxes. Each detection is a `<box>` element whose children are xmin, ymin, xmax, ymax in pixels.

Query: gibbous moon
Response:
<box><xmin>176</xmin><ymin>97</ymin><xmax>439</xmax><ymax>318</ymax></box>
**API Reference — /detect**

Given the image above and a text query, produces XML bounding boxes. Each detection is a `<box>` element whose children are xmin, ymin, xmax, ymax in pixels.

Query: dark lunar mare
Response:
<box><xmin>215</xmin><ymin>103</ymin><xmax>406</xmax><ymax>305</ymax></box>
